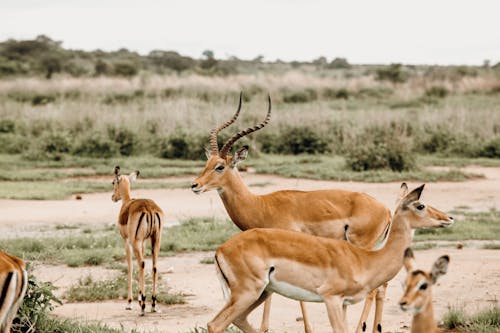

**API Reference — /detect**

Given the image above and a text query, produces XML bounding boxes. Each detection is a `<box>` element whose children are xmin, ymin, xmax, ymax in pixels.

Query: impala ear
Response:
<box><xmin>398</xmin><ymin>182</ymin><xmax>409</xmax><ymax>199</ymax></box>
<box><xmin>402</xmin><ymin>184</ymin><xmax>425</xmax><ymax>206</ymax></box>
<box><xmin>114</xmin><ymin>166</ymin><xmax>121</xmax><ymax>176</ymax></box>
<box><xmin>230</xmin><ymin>145</ymin><xmax>249</xmax><ymax>168</ymax></box>
<box><xmin>403</xmin><ymin>248</ymin><xmax>416</xmax><ymax>272</ymax></box>
<box><xmin>205</xmin><ymin>148</ymin><xmax>212</xmax><ymax>160</ymax></box>
<box><xmin>430</xmin><ymin>255</ymin><xmax>449</xmax><ymax>284</ymax></box>
<box><xmin>129</xmin><ymin>170</ymin><xmax>139</xmax><ymax>182</ymax></box>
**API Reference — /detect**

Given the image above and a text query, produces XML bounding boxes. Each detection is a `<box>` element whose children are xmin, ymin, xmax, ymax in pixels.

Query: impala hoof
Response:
<box><xmin>125</xmin><ymin>304</ymin><xmax>133</xmax><ymax>310</ymax></box>
<box><xmin>151</xmin><ymin>307</ymin><xmax>161</xmax><ymax>313</ymax></box>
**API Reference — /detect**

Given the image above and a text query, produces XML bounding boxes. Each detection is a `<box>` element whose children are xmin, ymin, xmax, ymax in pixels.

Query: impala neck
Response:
<box><xmin>120</xmin><ymin>186</ymin><xmax>132</xmax><ymax>203</ymax></box>
<box><xmin>364</xmin><ymin>209</ymin><xmax>412</xmax><ymax>291</ymax></box>
<box><xmin>411</xmin><ymin>296</ymin><xmax>438</xmax><ymax>333</ymax></box>
<box><xmin>218</xmin><ymin>169</ymin><xmax>261</xmax><ymax>231</ymax></box>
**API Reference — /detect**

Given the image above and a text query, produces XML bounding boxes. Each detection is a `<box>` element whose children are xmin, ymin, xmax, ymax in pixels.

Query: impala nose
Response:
<box><xmin>191</xmin><ymin>182</ymin><xmax>199</xmax><ymax>189</ymax></box>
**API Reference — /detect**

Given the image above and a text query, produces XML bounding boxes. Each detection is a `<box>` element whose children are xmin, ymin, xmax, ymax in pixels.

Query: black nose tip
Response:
<box><xmin>191</xmin><ymin>183</ymin><xmax>198</xmax><ymax>189</ymax></box>
<box><xmin>449</xmin><ymin>216</ymin><xmax>454</xmax><ymax>220</ymax></box>
<box><xmin>399</xmin><ymin>301</ymin><xmax>407</xmax><ymax>306</ymax></box>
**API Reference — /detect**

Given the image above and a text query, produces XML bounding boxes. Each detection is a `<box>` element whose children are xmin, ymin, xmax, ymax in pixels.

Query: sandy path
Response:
<box><xmin>1</xmin><ymin>166</ymin><xmax>499</xmax><ymax>235</ymax></box>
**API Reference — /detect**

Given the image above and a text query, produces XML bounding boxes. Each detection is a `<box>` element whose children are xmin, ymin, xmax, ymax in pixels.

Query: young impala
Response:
<box><xmin>0</xmin><ymin>250</ymin><xmax>28</xmax><ymax>333</ymax></box>
<box><xmin>192</xmin><ymin>94</ymin><xmax>452</xmax><ymax>333</ymax></box>
<box><xmin>112</xmin><ymin>166</ymin><xmax>164</xmax><ymax>315</ymax></box>
<box><xmin>207</xmin><ymin>183</ymin><xmax>453</xmax><ymax>333</ymax></box>
<box><xmin>399</xmin><ymin>248</ymin><xmax>450</xmax><ymax>333</ymax></box>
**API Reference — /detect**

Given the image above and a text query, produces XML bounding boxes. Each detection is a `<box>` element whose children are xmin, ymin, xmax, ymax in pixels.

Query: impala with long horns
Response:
<box><xmin>0</xmin><ymin>250</ymin><xmax>28</xmax><ymax>333</ymax></box>
<box><xmin>192</xmin><ymin>93</ymin><xmax>394</xmax><ymax>333</ymax></box>
<box><xmin>207</xmin><ymin>184</ymin><xmax>453</xmax><ymax>333</ymax></box>
<box><xmin>112</xmin><ymin>166</ymin><xmax>164</xmax><ymax>316</ymax></box>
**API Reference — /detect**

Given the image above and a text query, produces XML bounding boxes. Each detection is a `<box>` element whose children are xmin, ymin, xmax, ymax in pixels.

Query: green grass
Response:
<box><xmin>414</xmin><ymin>210</ymin><xmax>500</xmax><ymax>241</ymax></box>
<box><xmin>442</xmin><ymin>306</ymin><xmax>500</xmax><ymax>333</ymax></box>
<box><xmin>200</xmin><ymin>257</ymin><xmax>215</xmax><ymax>264</ymax></box>
<box><xmin>64</xmin><ymin>273</ymin><xmax>185</xmax><ymax>305</ymax></box>
<box><xmin>0</xmin><ymin>217</ymin><xmax>239</xmax><ymax>266</ymax></box>
<box><xmin>482</xmin><ymin>243</ymin><xmax>500</xmax><ymax>250</ymax></box>
<box><xmin>0</xmin><ymin>152</ymin><xmax>489</xmax><ymax>199</ymax></box>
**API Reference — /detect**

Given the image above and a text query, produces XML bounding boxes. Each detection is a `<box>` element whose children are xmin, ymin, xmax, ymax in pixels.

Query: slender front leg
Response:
<box><xmin>372</xmin><ymin>283</ymin><xmax>387</xmax><ymax>333</ymax></box>
<box><xmin>300</xmin><ymin>301</ymin><xmax>313</xmax><ymax>333</ymax></box>
<box><xmin>132</xmin><ymin>242</ymin><xmax>146</xmax><ymax>316</ymax></box>
<box><xmin>356</xmin><ymin>289</ymin><xmax>377</xmax><ymax>332</ymax></box>
<box><xmin>324</xmin><ymin>295</ymin><xmax>348</xmax><ymax>333</ymax></box>
<box><xmin>259</xmin><ymin>296</ymin><xmax>272</xmax><ymax>333</ymax></box>
<box><xmin>124</xmin><ymin>239</ymin><xmax>134</xmax><ymax>310</ymax></box>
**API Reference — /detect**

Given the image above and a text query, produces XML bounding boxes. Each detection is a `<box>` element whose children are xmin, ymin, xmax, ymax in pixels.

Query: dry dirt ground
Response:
<box><xmin>1</xmin><ymin>166</ymin><xmax>500</xmax><ymax>332</ymax></box>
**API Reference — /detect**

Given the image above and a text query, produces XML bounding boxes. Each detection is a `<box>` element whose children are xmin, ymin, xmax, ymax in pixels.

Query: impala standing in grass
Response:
<box><xmin>399</xmin><ymin>248</ymin><xmax>450</xmax><ymax>333</ymax></box>
<box><xmin>192</xmin><ymin>93</ymin><xmax>395</xmax><ymax>333</ymax></box>
<box><xmin>0</xmin><ymin>250</ymin><xmax>28</xmax><ymax>333</ymax></box>
<box><xmin>207</xmin><ymin>184</ymin><xmax>453</xmax><ymax>333</ymax></box>
<box><xmin>112</xmin><ymin>166</ymin><xmax>164</xmax><ymax>315</ymax></box>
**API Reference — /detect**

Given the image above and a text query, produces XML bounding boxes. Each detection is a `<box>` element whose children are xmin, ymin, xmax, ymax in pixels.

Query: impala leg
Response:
<box><xmin>208</xmin><ymin>291</ymin><xmax>265</xmax><ymax>333</ymax></box>
<box><xmin>355</xmin><ymin>289</ymin><xmax>377</xmax><ymax>332</ymax></box>
<box><xmin>372</xmin><ymin>283</ymin><xmax>387</xmax><ymax>333</ymax></box>
<box><xmin>123</xmin><ymin>239</ymin><xmax>134</xmax><ymax>310</ymax></box>
<box><xmin>132</xmin><ymin>242</ymin><xmax>146</xmax><ymax>316</ymax></box>
<box><xmin>259</xmin><ymin>296</ymin><xmax>272</xmax><ymax>333</ymax></box>
<box><xmin>300</xmin><ymin>301</ymin><xmax>313</xmax><ymax>333</ymax></box>
<box><xmin>324</xmin><ymin>295</ymin><xmax>348</xmax><ymax>333</ymax></box>
<box><xmin>151</xmin><ymin>231</ymin><xmax>161</xmax><ymax>313</ymax></box>
<box><xmin>234</xmin><ymin>291</ymin><xmax>272</xmax><ymax>333</ymax></box>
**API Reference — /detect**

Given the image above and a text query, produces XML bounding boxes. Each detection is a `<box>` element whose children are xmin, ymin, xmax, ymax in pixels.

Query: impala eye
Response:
<box><xmin>419</xmin><ymin>283</ymin><xmax>428</xmax><ymax>290</ymax></box>
<box><xmin>416</xmin><ymin>204</ymin><xmax>425</xmax><ymax>210</ymax></box>
<box><xmin>215</xmin><ymin>165</ymin><xmax>225</xmax><ymax>172</ymax></box>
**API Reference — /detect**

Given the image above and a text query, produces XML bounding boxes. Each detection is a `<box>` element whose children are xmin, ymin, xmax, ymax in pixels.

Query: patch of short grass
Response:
<box><xmin>200</xmin><ymin>257</ymin><xmax>215</xmax><ymax>264</ymax></box>
<box><xmin>414</xmin><ymin>210</ymin><xmax>500</xmax><ymax>241</ymax></box>
<box><xmin>187</xmin><ymin>327</ymin><xmax>242</xmax><ymax>333</ymax></box>
<box><xmin>161</xmin><ymin>217</ymin><xmax>239</xmax><ymax>253</ymax></box>
<box><xmin>442</xmin><ymin>306</ymin><xmax>500</xmax><ymax>333</ymax></box>
<box><xmin>482</xmin><ymin>243</ymin><xmax>500</xmax><ymax>250</ymax></box>
<box><xmin>65</xmin><ymin>273</ymin><xmax>185</xmax><ymax>305</ymax></box>
<box><xmin>247</xmin><ymin>154</ymin><xmax>482</xmax><ymax>182</ymax></box>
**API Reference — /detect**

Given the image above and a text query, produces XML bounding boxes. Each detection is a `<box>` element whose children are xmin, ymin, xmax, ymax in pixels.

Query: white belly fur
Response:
<box><xmin>267</xmin><ymin>274</ymin><xmax>323</xmax><ymax>302</ymax></box>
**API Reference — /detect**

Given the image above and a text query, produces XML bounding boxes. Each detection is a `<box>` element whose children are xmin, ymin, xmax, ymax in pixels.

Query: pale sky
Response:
<box><xmin>1</xmin><ymin>0</ymin><xmax>499</xmax><ymax>65</ymax></box>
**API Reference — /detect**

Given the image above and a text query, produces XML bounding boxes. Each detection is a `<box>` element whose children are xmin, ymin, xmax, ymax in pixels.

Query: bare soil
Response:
<box><xmin>1</xmin><ymin>166</ymin><xmax>500</xmax><ymax>332</ymax></box>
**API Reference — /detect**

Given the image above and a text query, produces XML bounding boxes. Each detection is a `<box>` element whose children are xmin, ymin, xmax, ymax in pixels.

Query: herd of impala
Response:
<box><xmin>0</xmin><ymin>94</ymin><xmax>455</xmax><ymax>333</ymax></box>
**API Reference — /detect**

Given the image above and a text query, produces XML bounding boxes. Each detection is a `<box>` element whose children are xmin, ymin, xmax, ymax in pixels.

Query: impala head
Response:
<box><xmin>111</xmin><ymin>166</ymin><xmax>139</xmax><ymax>202</ymax></box>
<box><xmin>399</xmin><ymin>248</ymin><xmax>450</xmax><ymax>315</ymax></box>
<box><xmin>191</xmin><ymin>92</ymin><xmax>271</xmax><ymax>194</ymax></box>
<box><xmin>395</xmin><ymin>183</ymin><xmax>454</xmax><ymax>228</ymax></box>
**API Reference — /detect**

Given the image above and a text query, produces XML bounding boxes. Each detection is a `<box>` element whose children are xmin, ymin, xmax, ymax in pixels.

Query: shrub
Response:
<box><xmin>327</xmin><ymin>57</ymin><xmax>351</xmax><ymax>69</ymax></box>
<box><xmin>277</xmin><ymin>127</ymin><xmax>330</xmax><ymax>155</ymax></box>
<box><xmin>282</xmin><ymin>89</ymin><xmax>318</xmax><ymax>103</ymax></box>
<box><xmin>346</xmin><ymin>127</ymin><xmax>415</xmax><ymax>172</ymax></box>
<box><xmin>376</xmin><ymin>63</ymin><xmax>409</xmax><ymax>83</ymax></box>
<box><xmin>73</xmin><ymin>133</ymin><xmax>118</xmax><ymax>158</ymax></box>
<box><xmin>0</xmin><ymin>119</ymin><xmax>16</xmax><ymax>133</ymax></box>
<box><xmin>323</xmin><ymin>88</ymin><xmax>350</xmax><ymax>100</ymax></box>
<box><xmin>23</xmin><ymin>132</ymin><xmax>72</xmax><ymax>160</ymax></box>
<box><xmin>107</xmin><ymin>127</ymin><xmax>138</xmax><ymax>156</ymax></box>
<box><xmin>158</xmin><ymin>133</ymin><xmax>207</xmax><ymax>160</ymax></box>
<box><xmin>113</xmin><ymin>61</ymin><xmax>138</xmax><ymax>77</ymax></box>
<box><xmin>480</xmin><ymin>137</ymin><xmax>500</xmax><ymax>158</ymax></box>
<box><xmin>31</xmin><ymin>94</ymin><xmax>56</xmax><ymax>106</ymax></box>
<box><xmin>0</xmin><ymin>134</ymin><xmax>30</xmax><ymax>154</ymax></box>
<box><xmin>424</xmin><ymin>86</ymin><xmax>449</xmax><ymax>98</ymax></box>
<box><xmin>12</xmin><ymin>271</ymin><xmax>62</xmax><ymax>333</ymax></box>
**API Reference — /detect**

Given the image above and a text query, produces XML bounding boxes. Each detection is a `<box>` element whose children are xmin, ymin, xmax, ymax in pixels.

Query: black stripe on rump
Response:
<box><xmin>0</xmin><ymin>272</ymin><xmax>14</xmax><ymax>310</ymax></box>
<box><xmin>135</xmin><ymin>212</ymin><xmax>146</xmax><ymax>240</ymax></box>
<box><xmin>155</xmin><ymin>212</ymin><xmax>161</xmax><ymax>231</ymax></box>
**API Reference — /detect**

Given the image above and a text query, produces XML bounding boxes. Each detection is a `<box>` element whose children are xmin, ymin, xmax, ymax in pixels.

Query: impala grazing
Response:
<box><xmin>112</xmin><ymin>166</ymin><xmax>164</xmax><ymax>315</ymax></box>
<box><xmin>0</xmin><ymin>250</ymin><xmax>28</xmax><ymax>333</ymax></box>
<box><xmin>192</xmin><ymin>93</ymin><xmax>393</xmax><ymax>333</ymax></box>
<box><xmin>399</xmin><ymin>248</ymin><xmax>450</xmax><ymax>333</ymax></box>
<box><xmin>207</xmin><ymin>183</ymin><xmax>453</xmax><ymax>333</ymax></box>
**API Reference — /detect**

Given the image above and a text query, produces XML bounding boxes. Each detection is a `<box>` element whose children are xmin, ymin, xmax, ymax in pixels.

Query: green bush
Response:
<box><xmin>282</xmin><ymin>89</ymin><xmax>317</xmax><ymax>103</ymax></box>
<box><xmin>480</xmin><ymin>137</ymin><xmax>500</xmax><ymax>158</ymax></box>
<box><xmin>113</xmin><ymin>61</ymin><xmax>138</xmax><ymax>77</ymax></box>
<box><xmin>107</xmin><ymin>127</ymin><xmax>138</xmax><ymax>156</ymax></box>
<box><xmin>323</xmin><ymin>88</ymin><xmax>350</xmax><ymax>100</ymax></box>
<box><xmin>424</xmin><ymin>86</ymin><xmax>449</xmax><ymax>98</ymax></box>
<box><xmin>73</xmin><ymin>133</ymin><xmax>118</xmax><ymax>158</ymax></box>
<box><xmin>0</xmin><ymin>119</ymin><xmax>16</xmax><ymax>133</ymax></box>
<box><xmin>376</xmin><ymin>63</ymin><xmax>409</xmax><ymax>83</ymax></box>
<box><xmin>0</xmin><ymin>134</ymin><xmax>30</xmax><ymax>154</ymax></box>
<box><xmin>327</xmin><ymin>57</ymin><xmax>351</xmax><ymax>69</ymax></box>
<box><xmin>277</xmin><ymin>127</ymin><xmax>330</xmax><ymax>155</ymax></box>
<box><xmin>23</xmin><ymin>132</ymin><xmax>72</xmax><ymax>160</ymax></box>
<box><xmin>346</xmin><ymin>127</ymin><xmax>415</xmax><ymax>172</ymax></box>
